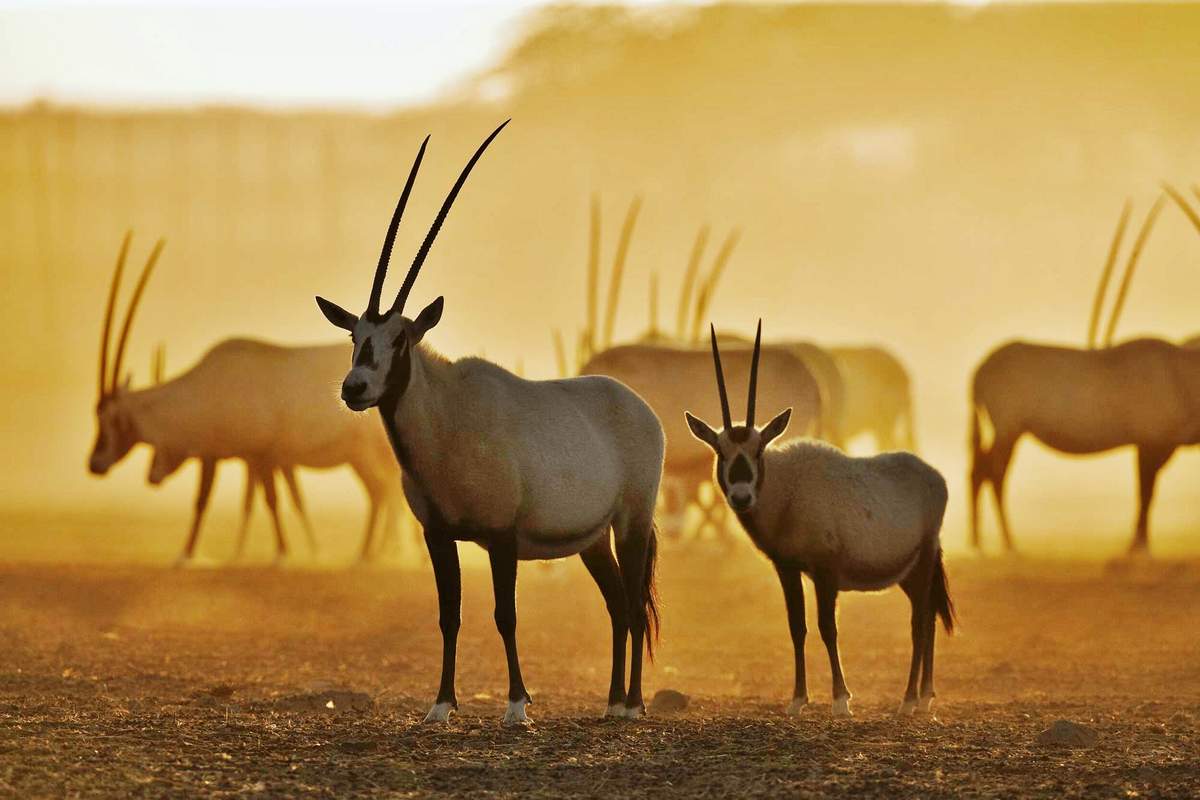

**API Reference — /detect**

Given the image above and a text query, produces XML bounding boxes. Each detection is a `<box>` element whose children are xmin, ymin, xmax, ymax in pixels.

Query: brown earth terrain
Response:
<box><xmin>1</xmin><ymin>528</ymin><xmax>1198</xmax><ymax>798</ymax></box>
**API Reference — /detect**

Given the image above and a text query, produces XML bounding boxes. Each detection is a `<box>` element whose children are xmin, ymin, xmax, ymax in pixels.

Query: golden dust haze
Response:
<box><xmin>3</xmin><ymin>3</ymin><xmax>1200</xmax><ymax>559</ymax></box>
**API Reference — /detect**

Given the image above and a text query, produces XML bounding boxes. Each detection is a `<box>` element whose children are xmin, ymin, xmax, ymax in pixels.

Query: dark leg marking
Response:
<box><xmin>488</xmin><ymin>531</ymin><xmax>531</xmax><ymax>715</ymax></box>
<box><xmin>774</xmin><ymin>562</ymin><xmax>809</xmax><ymax>709</ymax></box>
<box><xmin>425</xmin><ymin>527</ymin><xmax>461</xmax><ymax>715</ymax></box>
<box><xmin>580</xmin><ymin>536</ymin><xmax>629</xmax><ymax>709</ymax></box>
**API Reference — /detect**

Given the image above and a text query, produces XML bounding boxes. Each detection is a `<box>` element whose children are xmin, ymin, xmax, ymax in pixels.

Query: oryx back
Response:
<box><xmin>581</xmin><ymin>342</ymin><xmax>820</xmax><ymax>476</ymax></box>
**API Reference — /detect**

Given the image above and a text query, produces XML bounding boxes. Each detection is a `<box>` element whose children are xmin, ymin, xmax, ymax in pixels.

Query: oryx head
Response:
<box><xmin>684</xmin><ymin>322</ymin><xmax>791</xmax><ymax>513</ymax></box>
<box><xmin>89</xmin><ymin>233</ymin><xmax>165</xmax><ymax>475</ymax></box>
<box><xmin>315</xmin><ymin>121</ymin><xmax>509</xmax><ymax>411</ymax></box>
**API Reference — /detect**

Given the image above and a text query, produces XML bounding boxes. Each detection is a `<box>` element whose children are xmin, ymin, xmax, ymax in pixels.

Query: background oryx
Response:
<box><xmin>315</xmin><ymin>121</ymin><xmax>665</xmax><ymax>725</ymax></box>
<box><xmin>970</xmin><ymin>194</ymin><xmax>1200</xmax><ymax>554</ymax></box>
<box><xmin>88</xmin><ymin>233</ymin><xmax>404</xmax><ymax>564</ymax></box>
<box><xmin>686</xmin><ymin>323</ymin><xmax>953</xmax><ymax>717</ymax></box>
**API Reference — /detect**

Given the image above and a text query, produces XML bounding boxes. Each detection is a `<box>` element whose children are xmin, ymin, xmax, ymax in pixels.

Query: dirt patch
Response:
<box><xmin>1</xmin><ymin>550</ymin><xmax>1198</xmax><ymax>797</ymax></box>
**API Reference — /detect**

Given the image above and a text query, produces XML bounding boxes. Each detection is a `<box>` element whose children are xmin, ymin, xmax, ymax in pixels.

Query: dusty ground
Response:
<box><xmin>1</xmin><ymin>530</ymin><xmax>1198</xmax><ymax>798</ymax></box>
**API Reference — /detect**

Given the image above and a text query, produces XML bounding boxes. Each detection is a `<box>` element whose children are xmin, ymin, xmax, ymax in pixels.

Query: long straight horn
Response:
<box><xmin>746</xmin><ymin>319</ymin><xmax>762</xmax><ymax>427</ymax></box>
<box><xmin>392</xmin><ymin>119</ymin><xmax>510</xmax><ymax>314</ymax></box>
<box><xmin>602</xmin><ymin>195</ymin><xmax>642</xmax><ymax>347</ymax></box>
<box><xmin>1087</xmin><ymin>200</ymin><xmax>1131</xmax><ymax>348</ymax></box>
<box><xmin>1163</xmin><ymin>183</ymin><xmax>1200</xmax><ymax>235</ymax></box>
<box><xmin>709</xmin><ymin>323</ymin><xmax>732</xmax><ymax>429</ymax></box>
<box><xmin>99</xmin><ymin>231</ymin><xmax>133</xmax><ymax>399</ymax></box>
<box><xmin>675</xmin><ymin>225</ymin><xmax>709</xmax><ymax>340</ymax></box>
<box><xmin>692</xmin><ymin>229</ymin><xmax>741</xmax><ymax>342</ymax></box>
<box><xmin>586</xmin><ymin>194</ymin><xmax>601</xmax><ymax>357</ymax></box>
<box><xmin>1104</xmin><ymin>194</ymin><xmax>1166</xmax><ymax>348</ymax></box>
<box><xmin>369</xmin><ymin>135</ymin><xmax>429</xmax><ymax>315</ymax></box>
<box><xmin>110</xmin><ymin>238</ymin><xmax>166</xmax><ymax>391</ymax></box>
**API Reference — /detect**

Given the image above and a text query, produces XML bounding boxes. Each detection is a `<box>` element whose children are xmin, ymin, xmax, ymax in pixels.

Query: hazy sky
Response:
<box><xmin>0</xmin><ymin>1</ymin><xmax>716</xmax><ymax>109</ymax></box>
<box><xmin>0</xmin><ymin>1</ymin><xmax>541</xmax><ymax>108</ymax></box>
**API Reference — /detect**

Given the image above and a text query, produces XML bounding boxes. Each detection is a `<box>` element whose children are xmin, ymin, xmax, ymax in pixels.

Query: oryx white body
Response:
<box><xmin>316</xmin><ymin>121</ymin><xmax>664</xmax><ymax>726</ymax></box>
<box><xmin>385</xmin><ymin>349</ymin><xmax>664</xmax><ymax>561</ymax></box>
<box><xmin>743</xmin><ymin>441</ymin><xmax>947</xmax><ymax>590</ymax></box>
<box><xmin>686</xmin><ymin>323</ymin><xmax>954</xmax><ymax>718</ymax></box>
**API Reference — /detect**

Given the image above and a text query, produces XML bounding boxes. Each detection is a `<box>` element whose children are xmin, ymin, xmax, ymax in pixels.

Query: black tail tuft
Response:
<box><xmin>644</xmin><ymin>523</ymin><xmax>661</xmax><ymax>660</ymax></box>
<box><xmin>931</xmin><ymin>548</ymin><xmax>956</xmax><ymax>634</ymax></box>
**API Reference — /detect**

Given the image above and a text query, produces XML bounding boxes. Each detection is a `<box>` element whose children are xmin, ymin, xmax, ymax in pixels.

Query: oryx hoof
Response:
<box><xmin>605</xmin><ymin>702</ymin><xmax>627</xmax><ymax>718</ymax></box>
<box><xmin>916</xmin><ymin>695</ymin><xmax>935</xmax><ymax>715</ymax></box>
<box><xmin>787</xmin><ymin>697</ymin><xmax>810</xmax><ymax>716</ymax></box>
<box><xmin>897</xmin><ymin>697</ymin><xmax>918</xmax><ymax>716</ymax></box>
<box><xmin>503</xmin><ymin>698</ymin><xmax>531</xmax><ymax>727</ymax></box>
<box><xmin>621</xmin><ymin>702</ymin><xmax>645</xmax><ymax>720</ymax></box>
<box><xmin>423</xmin><ymin>701</ymin><xmax>455</xmax><ymax>723</ymax></box>
<box><xmin>832</xmin><ymin>696</ymin><xmax>853</xmax><ymax>718</ymax></box>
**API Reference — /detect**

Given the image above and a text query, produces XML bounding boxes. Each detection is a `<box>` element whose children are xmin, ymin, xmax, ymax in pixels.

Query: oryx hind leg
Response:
<box><xmin>580</xmin><ymin>536</ymin><xmax>629</xmax><ymax>715</ymax></box>
<box><xmin>281</xmin><ymin>466</ymin><xmax>318</xmax><ymax>557</ymax></box>
<box><xmin>897</xmin><ymin>546</ymin><xmax>935</xmax><ymax>716</ymax></box>
<box><xmin>1132</xmin><ymin>445</ymin><xmax>1174</xmax><ymax>556</ymax></box>
<box><xmin>258</xmin><ymin>464</ymin><xmax>288</xmax><ymax>564</ymax></box>
<box><xmin>987</xmin><ymin>435</ymin><xmax>1019</xmax><ymax>552</ymax></box>
<box><xmin>612</xmin><ymin>509</ymin><xmax>658</xmax><ymax>719</ymax></box>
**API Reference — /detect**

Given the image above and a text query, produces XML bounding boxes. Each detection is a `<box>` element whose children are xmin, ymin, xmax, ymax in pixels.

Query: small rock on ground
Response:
<box><xmin>1036</xmin><ymin>719</ymin><xmax>1098</xmax><ymax>748</ymax></box>
<box><xmin>649</xmin><ymin>689</ymin><xmax>690</xmax><ymax>714</ymax></box>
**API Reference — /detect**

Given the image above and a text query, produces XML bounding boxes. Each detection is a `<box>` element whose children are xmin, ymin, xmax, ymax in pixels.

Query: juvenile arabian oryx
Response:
<box><xmin>686</xmin><ymin>323</ymin><xmax>953</xmax><ymax>717</ymax></box>
<box><xmin>969</xmin><ymin>197</ymin><xmax>1200</xmax><ymax>555</ymax></box>
<box><xmin>88</xmin><ymin>234</ymin><xmax>403</xmax><ymax>563</ymax></box>
<box><xmin>315</xmin><ymin>121</ymin><xmax>664</xmax><ymax>725</ymax></box>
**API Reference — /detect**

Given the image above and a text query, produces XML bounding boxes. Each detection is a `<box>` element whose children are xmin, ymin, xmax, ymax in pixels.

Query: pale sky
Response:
<box><xmin>0</xmin><ymin>1</ymin><xmax>547</xmax><ymax>108</ymax></box>
<box><xmin>0</xmin><ymin>0</ymin><xmax>999</xmax><ymax>109</ymax></box>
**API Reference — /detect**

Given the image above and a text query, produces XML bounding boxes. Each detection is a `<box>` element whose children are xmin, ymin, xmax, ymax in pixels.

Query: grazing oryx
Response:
<box><xmin>970</xmin><ymin>194</ymin><xmax>1200</xmax><ymax>554</ymax></box>
<box><xmin>828</xmin><ymin>346</ymin><xmax>915</xmax><ymax>452</ymax></box>
<box><xmin>88</xmin><ymin>234</ymin><xmax>403</xmax><ymax>564</ymax></box>
<box><xmin>315</xmin><ymin>121</ymin><xmax>664</xmax><ymax>725</ymax></box>
<box><xmin>686</xmin><ymin>323</ymin><xmax>953</xmax><ymax>718</ymax></box>
<box><xmin>146</xmin><ymin>347</ymin><xmax>320</xmax><ymax>559</ymax></box>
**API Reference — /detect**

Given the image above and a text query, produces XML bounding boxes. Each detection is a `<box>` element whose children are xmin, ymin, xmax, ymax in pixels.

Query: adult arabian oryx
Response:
<box><xmin>88</xmin><ymin>234</ymin><xmax>403</xmax><ymax>564</ymax></box>
<box><xmin>970</xmin><ymin>194</ymin><xmax>1200</xmax><ymax>554</ymax></box>
<box><xmin>315</xmin><ymin>121</ymin><xmax>664</xmax><ymax>725</ymax></box>
<box><xmin>686</xmin><ymin>323</ymin><xmax>953</xmax><ymax>718</ymax></box>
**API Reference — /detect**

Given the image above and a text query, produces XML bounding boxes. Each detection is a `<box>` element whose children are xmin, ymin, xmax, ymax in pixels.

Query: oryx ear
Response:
<box><xmin>685</xmin><ymin>411</ymin><xmax>720</xmax><ymax>450</ymax></box>
<box><xmin>316</xmin><ymin>296</ymin><xmax>358</xmax><ymax>331</ymax></box>
<box><xmin>760</xmin><ymin>407</ymin><xmax>792</xmax><ymax>449</ymax></box>
<box><xmin>411</xmin><ymin>296</ymin><xmax>444</xmax><ymax>342</ymax></box>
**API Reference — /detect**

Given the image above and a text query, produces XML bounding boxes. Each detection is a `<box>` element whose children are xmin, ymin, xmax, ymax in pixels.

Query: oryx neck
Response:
<box><xmin>379</xmin><ymin>342</ymin><xmax>453</xmax><ymax>474</ymax></box>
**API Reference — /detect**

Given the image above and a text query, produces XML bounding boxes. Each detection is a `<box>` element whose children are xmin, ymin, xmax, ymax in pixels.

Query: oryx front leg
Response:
<box><xmin>489</xmin><ymin>532</ymin><xmax>531</xmax><ymax>726</ymax></box>
<box><xmin>775</xmin><ymin>563</ymin><xmax>809</xmax><ymax>715</ymax></box>
<box><xmin>814</xmin><ymin>570</ymin><xmax>852</xmax><ymax>718</ymax></box>
<box><xmin>580</xmin><ymin>537</ymin><xmax>629</xmax><ymax>716</ymax></box>
<box><xmin>423</xmin><ymin>529</ymin><xmax>461</xmax><ymax>723</ymax></box>
<box><xmin>178</xmin><ymin>457</ymin><xmax>216</xmax><ymax>566</ymax></box>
